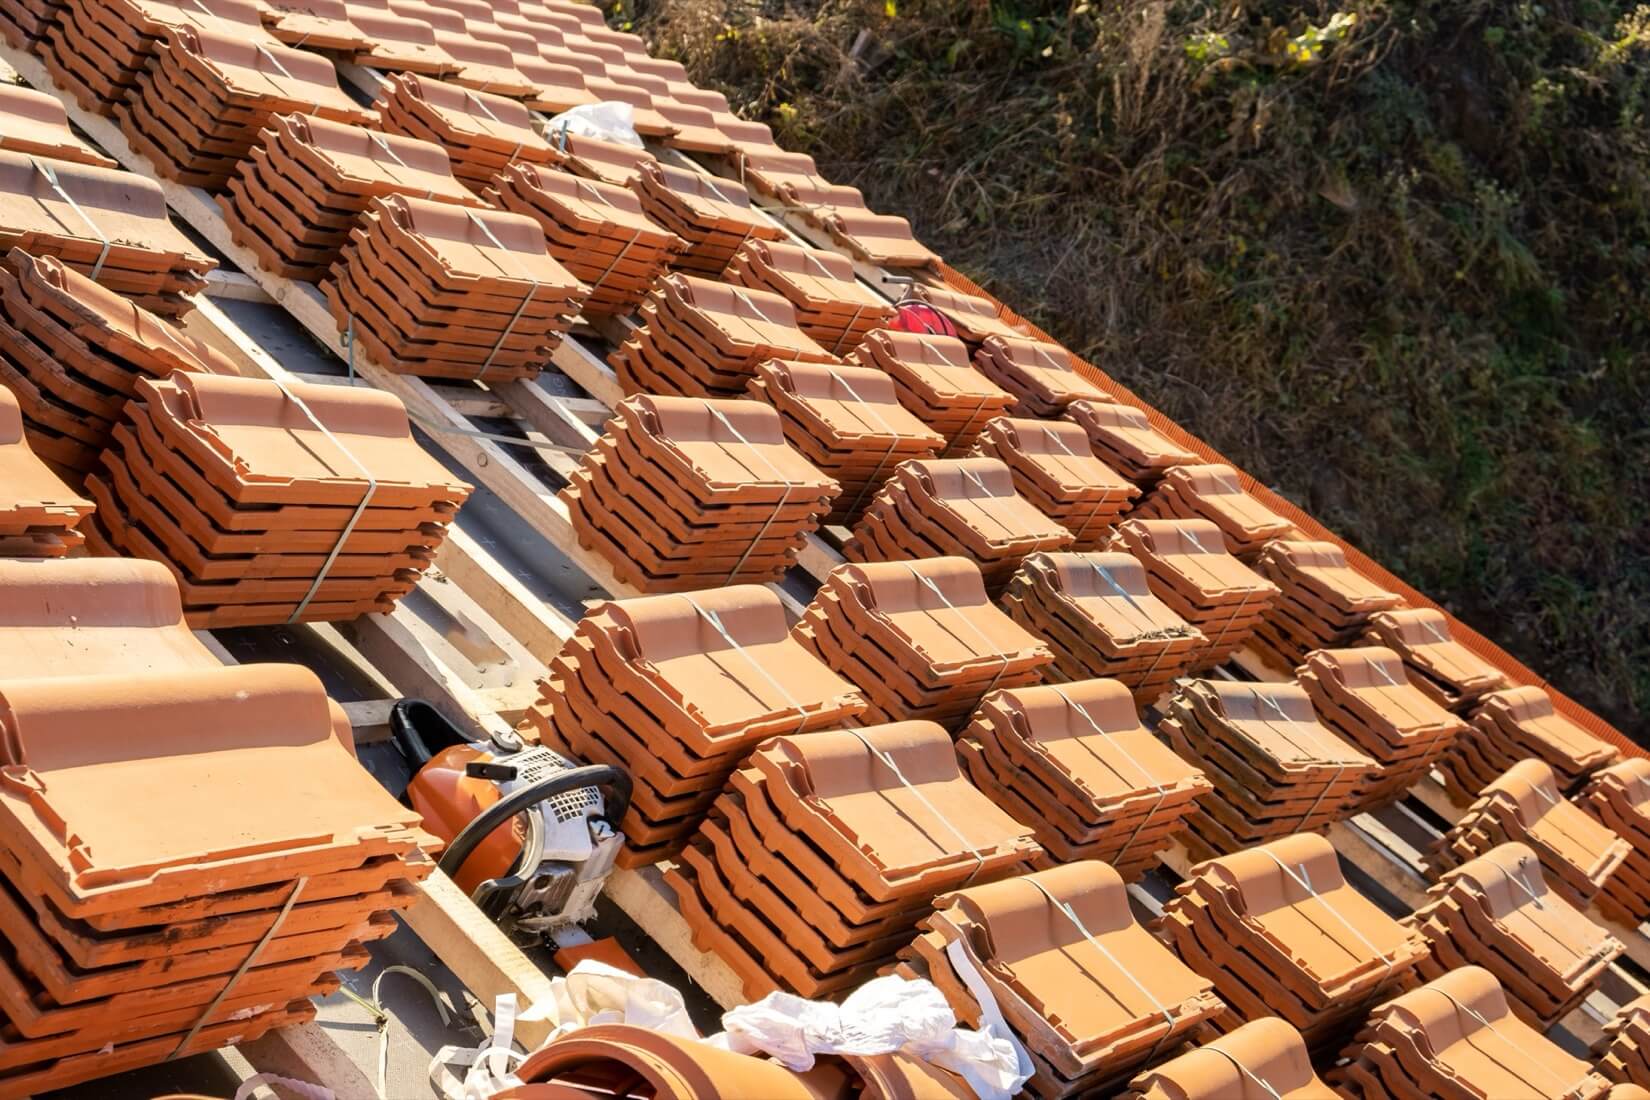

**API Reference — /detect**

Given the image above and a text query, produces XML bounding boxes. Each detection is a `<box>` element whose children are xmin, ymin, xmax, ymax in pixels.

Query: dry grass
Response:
<box><xmin>617</xmin><ymin>0</ymin><xmax>1650</xmax><ymax>738</ymax></box>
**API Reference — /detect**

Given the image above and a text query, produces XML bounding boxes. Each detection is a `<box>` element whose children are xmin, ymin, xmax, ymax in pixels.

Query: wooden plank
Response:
<box><xmin>1408</xmin><ymin>772</ymin><xmax>1468</xmax><ymax>825</ymax></box>
<box><xmin>204</xmin><ymin>268</ymin><xmax>274</xmax><ymax>303</ymax></box>
<box><xmin>604</xmin><ymin>865</ymin><xmax>748</xmax><ymax>1010</ymax></box>
<box><xmin>1328</xmin><ymin>819</ymin><xmax>1430</xmax><ymax>910</ymax></box>
<box><xmin>401</xmin><ymin>870</ymin><xmax>564</xmax><ymax>1049</ymax></box>
<box><xmin>1590</xmin><ymin>909</ymin><xmax>1650</xmax><ymax>975</ymax></box>
<box><xmin>237</xmin><ymin>1022</ymin><xmax>379</xmax><ymax>1100</ymax></box>
<box><xmin>435</xmin><ymin>526</ymin><xmax>576</xmax><ymax>665</ymax></box>
<box><xmin>334</xmin><ymin>608</ymin><xmax>514</xmax><ymax>740</ymax></box>
<box><xmin>342</xmin><ymin>698</ymin><xmax>395</xmax><ymax>744</ymax></box>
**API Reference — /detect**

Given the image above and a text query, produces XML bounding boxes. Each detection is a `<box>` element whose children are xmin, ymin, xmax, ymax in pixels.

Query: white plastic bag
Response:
<box><xmin>541</xmin><ymin>102</ymin><xmax>643</xmax><ymax>148</ymax></box>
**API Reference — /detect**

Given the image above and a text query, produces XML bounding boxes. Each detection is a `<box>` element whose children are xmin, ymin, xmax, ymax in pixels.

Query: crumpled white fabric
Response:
<box><xmin>541</xmin><ymin>102</ymin><xmax>644</xmax><ymax>148</ymax></box>
<box><xmin>712</xmin><ymin>974</ymin><xmax>1030</xmax><ymax>1100</ymax></box>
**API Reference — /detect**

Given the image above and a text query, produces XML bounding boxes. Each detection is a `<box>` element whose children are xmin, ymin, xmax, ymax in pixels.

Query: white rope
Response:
<box><xmin>1181</xmin><ymin>1046</ymin><xmax>1285</xmax><ymax>1100</ymax></box>
<box><xmin>1422</xmin><ymin>986</ymin><xmax>1582</xmax><ymax>1097</ymax></box>
<box><xmin>901</xmin><ymin>561</ymin><xmax>1013</xmax><ymax>696</ymax></box>
<box><xmin>1047</xmin><ymin>683</ymin><xmax>1174</xmax><ymax>865</ymax></box>
<box><xmin>1020</xmin><ymin>877</ymin><xmax>1176</xmax><ymax>1032</ymax></box>
<box><xmin>463</xmin><ymin>210</ymin><xmax>543</xmax><ymax>377</ymax></box>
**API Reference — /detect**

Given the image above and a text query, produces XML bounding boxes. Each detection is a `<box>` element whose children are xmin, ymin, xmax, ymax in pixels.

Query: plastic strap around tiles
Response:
<box><xmin>702</xmin><ymin>403</ymin><xmax>798</xmax><ymax>584</ymax></box>
<box><xmin>1181</xmin><ymin>1046</ymin><xmax>1285</xmax><ymax>1100</ymax></box>
<box><xmin>459</xmin><ymin>90</ymin><xmax>524</xmax><ymax>160</ymax></box>
<box><xmin>1039</xmin><ymin>424</ymin><xmax>1108</xmax><ymax>547</ymax></box>
<box><xmin>462</xmin><ymin>209</ymin><xmax>543</xmax><ymax>377</ymax></box>
<box><xmin>1256</xmin><ymin>851</ymin><xmax>1398</xmax><ymax>981</ymax></box>
<box><xmin>900</xmin><ymin>562</ymin><xmax>1013</xmax><ymax>700</ymax></box>
<box><xmin>838</xmin><ymin>724</ymin><xmax>990</xmax><ymax>886</ymax></box>
<box><xmin>822</xmin><ymin>364</ymin><xmax>905</xmax><ymax>520</ymax></box>
<box><xmin>951</xmin><ymin>462</ymin><xmax>1018</xmax><ymax>541</ymax></box>
<box><xmin>171</xmin><ymin>875</ymin><xmax>309</xmax><ymax>1060</ymax></box>
<box><xmin>367</xmin><ymin>131</ymin><xmax>439</xmax><ymax>201</ymax></box>
<box><xmin>30</xmin><ymin>157</ymin><xmax>109</xmax><ymax>280</ymax></box>
<box><xmin>680</xmin><ymin>595</ymin><xmax>811</xmax><ymax>735</ymax></box>
<box><xmin>1046</xmin><ymin>682</ymin><xmax>1175</xmax><ymax>866</ymax></box>
<box><xmin>586</xmin><ymin>225</ymin><xmax>645</xmax><ymax>293</ymax></box>
<box><xmin>1083</xmin><ymin>560</ymin><xmax>1187</xmax><ymax>687</ymax></box>
<box><xmin>1421</xmin><ymin>986</ymin><xmax>1584</xmax><ymax>1097</ymax></box>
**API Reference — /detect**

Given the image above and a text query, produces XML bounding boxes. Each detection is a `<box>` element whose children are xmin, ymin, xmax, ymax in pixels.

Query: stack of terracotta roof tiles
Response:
<box><xmin>0</xmin><ymin>85</ymin><xmax>115</xmax><ymax>168</ymax></box>
<box><xmin>324</xmin><ymin>195</ymin><xmax>587</xmax><ymax>379</ymax></box>
<box><xmin>794</xmin><ymin>558</ymin><xmax>1053</xmax><ymax>726</ymax></box>
<box><xmin>340</xmin><ymin>0</ymin><xmax>462</xmax><ymax>77</ymax></box>
<box><xmin>381</xmin><ymin>3</ymin><xmax>535</xmax><ymax>99</ymax></box>
<box><xmin>1108</xmin><ymin>518</ymin><xmax>1278</xmax><ymax>670</ymax></box>
<box><xmin>845</xmin><ymin>329</ymin><xmax>1014</xmax><ymax>455</ymax></box>
<box><xmin>974</xmin><ymin>417</ymin><xmax>1138</xmax><ymax>549</ymax></box>
<box><xmin>0</xmin><ymin>660</ymin><xmax>431</xmax><ymax>1096</ymax></box>
<box><xmin>1001</xmin><ymin>550</ymin><xmax>1204</xmax><ymax>702</ymax></box>
<box><xmin>1064</xmin><ymin>399</ymin><xmax>1200</xmax><ymax>487</ymax></box>
<box><xmin>1250</xmin><ymin>539</ymin><xmax>1406</xmax><ymax>667</ymax></box>
<box><xmin>1578</xmin><ymin>760</ymin><xmax>1650</xmax><ymax>926</ymax></box>
<box><xmin>723</xmin><ymin>239</ymin><xmax>893</xmax><ymax>355</ymax></box>
<box><xmin>532</xmin><ymin>129</ymin><xmax>656</xmax><ymax>186</ymax></box>
<box><xmin>221</xmin><ymin>112</ymin><xmax>488</xmax><ymax>282</ymax></box>
<box><xmin>1334</xmin><ymin>967</ymin><xmax>1616</xmax><ymax>1100</ymax></box>
<box><xmin>955</xmin><ymin>681</ymin><xmax>1209</xmax><ymax>875</ymax></box>
<box><xmin>1425</xmin><ymin>758</ymin><xmax>1631</xmax><ymax>910</ymax></box>
<box><xmin>970</xmin><ymin>335</ymin><xmax>1110</xmax><ymax>416</ymax></box>
<box><xmin>487</xmin><ymin>162</ymin><xmax>683</xmax><ymax>316</ymax></box>
<box><xmin>816</xmin><ymin>207</ymin><xmax>938</xmax><ymax>270</ymax></box>
<box><xmin>518</xmin><ymin>586</ymin><xmax>865</xmax><ymax>867</ymax></box>
<box><xmin>117</xmin><ymin>25</ymin><xmax>375</xmax><ymax>190</ymax></box>
<box><xmin>0</xmin><ymin>248</ymin><xmax>236</xmax><ymax>476</ymax></box>
<box><xmin>1133</xmin><ymin>464</ymin><xmax>1294</xmax><ymax>559</ymax></box>
<box><xmin>255</xmin><ymin>0</ymin><xmax>372</xmax><ymax>50</ymax></box>
<box><xmin>904</xmin><ymin>283</ymin><xmax>1031</xmax><ymax>345</ymax></box>
<box><xmin>0</xmin><ymin>383</ymin><xmax>91</xmax><ymax>555</ymax></box>
<box><xmin>745</xmin><ymin>358</ymin><xmax>944</xmax><ymax>528</ymax></box>
<box><xmin>1596</xmin><ymin>996</ymin><xmax>1650</xmax><ymax>1091</ymax></box>
<box><xmin>666</xmin><ymin>722</ymin><xmax>1041</xmax><ymax>999</ymax></box>
<box><xmin>612</xmin><ymin>273</ymin><xmax>836</xmax><ymax>397</ymax></box>
<box><xmin>1159</xmin><ymin>833</ymin><xmax>1428</xmax><ymax>1051</ymax></box>
<box><xmin>844</xmin><ymin>457</ymin><xmax>1073</xmax><ymax>593</ymax></box>
<box><xmin>43</xmin><ymin>0</ymin><xmax>270</xmax><ymax>117</ymax></box>
<box><xmin>738</xmin><ymin>147</ymin><xmax>865</xmax><ymax>212</ymax></box>
<box><xmin>1296</xmin><ymin>647</ymin><xmax>1468</xmax><ymax>811</ymax></box>
<box><xmin>1158</xmin><ymin>680</ymin><xmax>1375</xmax><ymax>858</ymax></box>
<box><xmin>0</xmin><ymin>152</ymin><xmax>214</xmax><ymax>314</ymax></box>
<box><xmin>565</xmin><ymin>394</ymin><xmax>837</xmax><ymax>592</ymax></box>
<box><xmin>1360</xmin><ymin>608</ymin><xmax>1509</xmax><ymax>712</ymax></box>
<box><xmin>373</xmin><ymin>72</ymin><xmax>557</xmax><ymax>190</ymax></box>
<box><xmin>1439</xmin><ymin>685</ymin><xmax>1622</xmax><ymax>803</ymax></box>
<box><xmin>83</xmin><ymin>371</ymin><xmax>470</xmax><ymax>628</ymax></box>
<box><xmin>897</xmin><ymin>863</ymin><xmax>1225</xmax><ymax>1098</ymax></box>
<box><xmin>1117</xmin><ymin>1017</ymin><xmax>1339</xmax><ymax>1100</ymax></box>
<box><xmin>0</xmin><ymin>0</ymin><xmax>52</xmax><ymax>49</ymax></box>
<box><xmin>632</xmin><ymin>161</ymin><xmax>783</xmax><ymax>274</ymax></box>
<box><xmin>1404</xmin><ymin>841</ymin><xmax>1623</xmax><ymax>1030</ymax></box>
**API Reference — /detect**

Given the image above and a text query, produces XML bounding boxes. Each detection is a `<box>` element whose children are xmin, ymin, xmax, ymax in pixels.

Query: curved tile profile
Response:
<box><xmin>1596</xmin><ymin>994</ymin><xmax>1650</xmax><ymax>1091</ymax></box>
<box><xmin>0</xmin><ymin>381</ymin><xmax>91</xmax><ymax>555</ymax></box>
<box><xmin>632</xmin><ymin>162</ymin><xmax>784</xmax><ymax>275</ymax></box>
<box><xmin>0</xmin><ymin>84</ymin><xmax>115</xmax><ymax>166</ymax></box>
<box><xmin>977</xmin><ymin>418</ymin><xmax>1137</xmax><ymax>550</ymax></box>
<box><xmin>1119</xmin><ymin>1017</ymin><xmax>1337</xmax><ymax>1099</ymax></box>
<box><xmin>972</xmin><ymin>335</ymin><xmax>1109</xmax><ymax>418</ymax></box>
<box><xmin>847</xmin><ymin>329</ymin><xmax>1014</xmax><ymax>455</ymax></box>
<box><xmin>1427</xmin><ymin>757</ymin><xmax>1631</xmax><ymax>910</ymax></box>
<box><xmin>1063</xmin><ymin>398</ymin><xmax>1200</xmax><ymax>488</ymax></box>
<box><xmin>1334</xmin><ymin>966</ymin><xmax>1613</xmax><ymax>1099</ymax></box>
<box><xmin>1134</xmin><ymin>463</ymin><xmax>1295</xmax><ymax>560</ymax></box>
<box><xmin>1362</xmin><ymin>607</ymin><xmax>1509</xmax><ymax>711</ymax></box>
<box><xmin>725</xmin><ymin>238</ymin><xmax>894</xmax><ymax>354</ymax></box>
<box><xmin>1442</xmin><ymin>684</ymin><xmax>1621</xmax><ymax>801</ymax></box>
<box><xmin>1579</xmin><ymin>760</ymin><xmax>1650</xmax><ymax>926</ymax></box>
<box><xmin>1250</xmin><ymin>538</ymin><xmax>1405</xmax><ymax>668</ymax></box>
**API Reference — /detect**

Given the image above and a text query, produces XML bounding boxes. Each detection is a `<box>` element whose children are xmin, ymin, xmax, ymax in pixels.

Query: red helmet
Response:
<box><xmin>888</xmin><ymin>299</ymin><xmax>960</xmax><ymax>338</ymax></box>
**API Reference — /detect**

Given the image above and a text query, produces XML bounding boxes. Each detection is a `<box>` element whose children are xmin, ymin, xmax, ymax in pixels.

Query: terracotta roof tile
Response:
<box><xmin>847</xmin><ymin>329</ymin><xmax>1015</xmax><ymax>455</ymax></box>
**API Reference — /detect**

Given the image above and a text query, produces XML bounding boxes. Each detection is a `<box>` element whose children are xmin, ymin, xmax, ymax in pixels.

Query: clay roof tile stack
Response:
<box><xmin>82</xmin><ymin>370</ymin><xmax>471</xmax><ymax>628</ymax></box>
<box><xmin>904</xmin><ymin>283</ymin><xmax>1031</xmax><ymax>345</ymax></box>
<box><xmin>517</xmin><ymin>585</ymin><xmax>866</xmax><ymax>867</ymax></box>
<box><xmin>1440</xmin><ymin>685</ymin><xmax>1622</xmax><ymax>803</ymax></box>
<box><xmin>612</xmin><ymin>272</ymin><xmax>837</xmax><ymax>397</ymax></box>
<box><xmin>1296</xmin><ymin>646</ymin><xmax>1469</xmax><ymax>812</ymax></box>
<box><xmin>1158</xmin><ymin>832</ymin><xmax>1429</xmax><ymax>1050</ymax></box>
<box><xmin>817</xmin><ymin>207</ymin><xmax>938</xmax><ymax>270</ymax></box>
<box><xmin>0</xmin><ymin>661</ymin><xmax>432</xmax><ymax>1096</ymax></box>
<box><xmin>1000</xmin><ymin>550</ymin><xmax>1204</xmax><ymax>701</ymax></box>
<box><xmin>564</xmin><ymin>394</ymin><xmax>839</xmax><ymax>592</ymax></box>
<box><xmin>1158</xmin><ymin>680</ymin><xmax>1376</xmax><ymax>859</ymax></box>
<box><xmin>372</xmin><ymin>73</ymin><xmax>557</xmax><ymax>190</ymax></box>
<box><xmin>1133</xmin><ymin>463</ymin><xmax>1294</xmax><ymax>560</ymax></box>
<box><xmin>1117</xmin><ymin>1017</ymin><xmax>1339</xmax><ymax>1100</ymax></box>
<box><xmin>844</xmin><ymin>457</ymin><xmax>1075</xmax><ymax>593</ymax></box>
<box><xmin>794</xmin><ymin>558</ymin><xmax>1054</xmax><ymax>726</ymax></box>
<box><xmin>898</xmin><ymin>862</ymin><xmax>1225</xmax><ymax>1098</ymax></box>
<box><xmin>344</xmin><ymin>4</ymin><xmax>463</xmax><ymax>76</ymax></box>
<box><xmin>222</xmin><ymin>114</ymin><xmax>488</xmax><ymax>282</ymax></box>
<box><xmin>975</xmin><ymin>417</ymin><xmax>1140</xmax><ymax>549</ymax></box>
<box><xmin>1405</xmin><ymin>841</ymin><xmax>1624</xmax><ymax>1030</ymax></box>
<box><xmin>971</xmin><ymin>335</ymin><xmax>1110</xmax><ymax>416</ymax></box>
<box><xmin>1064</xmin><ymin>398</ymin><xmax>1200</xmax><ymax>487</ymax></box>
<box><xmin>389</xmin><ymin>2</ymin><xmax>536</xmax><ymax>97</ymax></box>
<box><xmin>1250</xmin><ymin>539</ymin><xmax>1406</xmax><ymax>667</ymax></box>
<box><xmin>1107</xmin><ymin>517</ymin><xmax>1278</xmax><ymax>669</ymax></box>
<box><xmin>737</xmin><ymin>147</ymin><xmax>868</xmax><ymax>212</ymax></box>
<box><xmin>0</xmin><ymin>383</ymin><xmax>92</xmax><ymax>556</ymax></box>
<box><xmin>43</xmin><ymin>0</ymin><xmax>271</xmax><ymax>117</ymax></box>
<box><xmin>744</xmin><ymin>357</ymin><xmax>945</xmax><ymax>527</ymax></box>
<box><xmin>538</xmin><ymin>129</ymin><xmax>657</xmax><ymax>186</ymax></box>
<box><xmin>632</xmin><ymin>160</ymin><xmax>784</xmax><ymax>274</ymax></box>
<box><xmin>1578</xmin><ymin>760</ymin><xmax>1650</xmax><ymax>926</ymax></box>
<box><xmin>324</xmin><ymin>194</ymin><xmax>588</xmax><ymax>380</ymax></box>
<box><xmin>487</xmin><ymin>163</ymin><xmax>683</xmax><ymax>316</ymax></box>
<box><xmin>955</xmin><ymin>680</ymin><xmax>1210</xmax><ymax>875</ymax></box>
<box><xmin>116</xmin><ymin>24</ymin><xmax>374</xmax><ymax>190</ymax></box>
<box><xmin>723</xmin><ymin>238</ymin><xmax>894</xmax><ymax>354</ymax></box>
<box><xmin>256</xmin><ymin>0</ymin><xmax>372</xmax><ymax>49</ymax></box>
<box><xmin>1361</xmin><ymin>607</ymin><xmax>1510</xmax><ymax>712</ymax></box>
<box><xmin>1333</xmin><ymin>967</ymin><xmax>1614</xmax><ymax>1100</ymax></box>
<box><xmin>0</xmin><ymin>248</ymin><xmax>235</xmax><ymax>476</ymax></box>
<box><xmin>0</xmin><ymin>84</ymin><xmax>116</xmax><ymax>167</ymax></box>
<box><xmin>1596</xmin><ymin>995</ymin><xmax>1650</xmax><ymax>1091</ymax></box>
<box><xmin>1425</xmin><ymin>758</ymin><xmax>1632</xmax><ymax>910</ymax></box>
<box><xmin>846</xmin><ymin>329</ymin><xmax>1015</xmax><ymax>455</ymax></box>
<box><xmin>665</xmin><ymin>721</ymin><xmax>1041</xmax><ymax>999</ymax></box>
<box><xmin>0</xmin><ymin>153</ymin><xmax>215</xmax><ymax>315</ymax></box>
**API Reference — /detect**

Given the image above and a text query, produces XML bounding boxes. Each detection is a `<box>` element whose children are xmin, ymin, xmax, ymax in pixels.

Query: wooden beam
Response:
<box><xmin>435</xmin><ymin>526</ymin><xmax>575</xmax><ymax>665</ymax></box>
<box><xmin>204</xmin><ymin>268</ymin><xmax>274</xmax><ymax>303</ymax></box>
<box><xmin>604</xmin><ymin>866</ymin><xmax>748</xmax><ymax>1010</ymax></box>
<box><xmin>237</xmin><ymin>1022</ymin><xmax>379</xmax><ymax>1100</ymax></box>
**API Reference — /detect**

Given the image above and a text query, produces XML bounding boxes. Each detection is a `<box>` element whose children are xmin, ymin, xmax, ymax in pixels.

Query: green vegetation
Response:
<box><xmin>616</xmin><ymin>0</ymin><xmax>1650</xmax><ymax>737</ymax></box>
